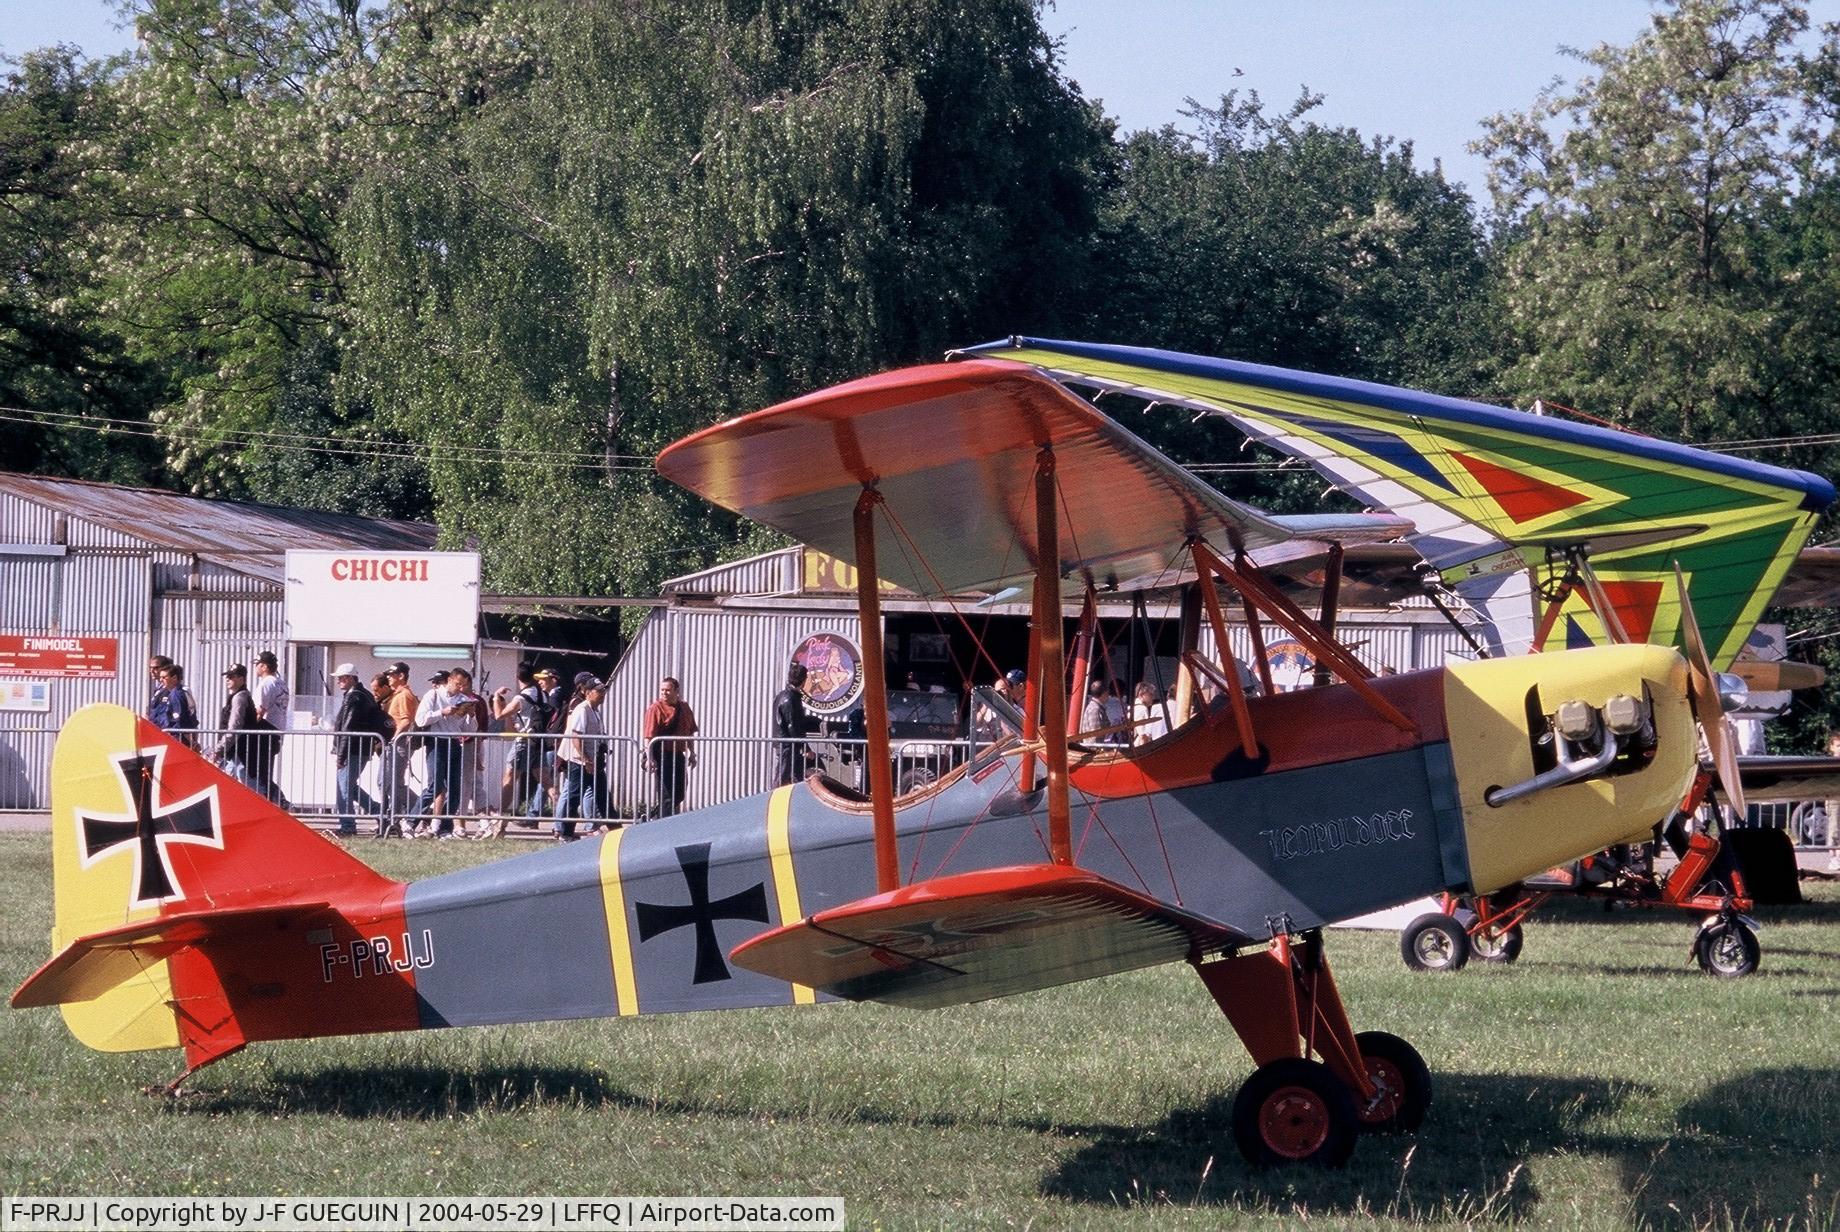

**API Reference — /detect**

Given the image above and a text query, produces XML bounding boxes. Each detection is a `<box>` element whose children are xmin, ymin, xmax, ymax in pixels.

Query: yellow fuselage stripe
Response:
<box><xmin>599</xmin><ymin>827</ymin><xmax>639</xmax><ymax>1016</ymax></box>
<box><xmin>766</xmin><ymin>785</ymin><xmax>815</xmax><ymax>1005</ymax></box>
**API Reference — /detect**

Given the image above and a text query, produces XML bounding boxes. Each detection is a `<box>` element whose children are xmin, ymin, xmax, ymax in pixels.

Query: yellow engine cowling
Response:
<box><xmin>1443</xmin><ymin>644</ymin><xmax>1697</xmax><ymax>894</ymax></box>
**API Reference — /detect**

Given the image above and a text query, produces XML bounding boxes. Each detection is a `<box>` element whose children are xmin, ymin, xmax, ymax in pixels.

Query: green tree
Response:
<box><xmin>80</xmin><ymin>0</ymin><xmax>500</xmax><ymax>514</ymax></box>
<box><xmin>1084</xmin><ymin>91</ymin><xmax>1500</xmax><ymax>512</ymax></box>
<box><xmin>0</xmin><ymin>46</ymin><xmax>165</xmax><ymax>483</ymax></box>
<box><xmin>1476</xmin><ymin>0</ymin><xmax>1839</xmax><ymax>449</ymax></box>
<box><xmin>342</xmin><ymin>0</ymin><xmax>1108</xmax><ymax>599</ymax></box>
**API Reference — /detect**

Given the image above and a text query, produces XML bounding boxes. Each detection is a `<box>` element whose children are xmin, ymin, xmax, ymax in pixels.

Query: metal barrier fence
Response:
<box><xmin>3</xmin><ymin>723</ymin><xmax>1837</xmax><ymax>856</ymax></box>
<box><xmin>0</xmin><ymin>725</ymin><xmax>979</xmax><ymax>837</ymax></box>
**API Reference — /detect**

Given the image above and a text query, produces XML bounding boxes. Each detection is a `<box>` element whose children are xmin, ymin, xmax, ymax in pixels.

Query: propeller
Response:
<box><xmin>1727</xmin><ymin>659</ymin><xmax>1827</xmax><ymax>693</ymax></box>
<box><xmin>1675</xmin><ymin>564</ymin><xmax>1746</xmax><ymax>814</ymax></box>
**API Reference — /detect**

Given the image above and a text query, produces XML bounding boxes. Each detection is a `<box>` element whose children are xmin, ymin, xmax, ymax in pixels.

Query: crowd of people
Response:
<box><xmin>141</xmin><ymin>648</ymin><xmax>1840</xmax><ymax>866</ymax></box>
<box><xmin>145</xmin><ymin>653</ymin><xmax>700</xmax><ymax>843</ymax></box>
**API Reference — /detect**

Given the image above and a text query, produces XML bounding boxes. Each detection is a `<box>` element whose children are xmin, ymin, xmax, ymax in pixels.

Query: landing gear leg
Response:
<box><xmin>1194</xmin><ymin>930</ymin><xmax>1431</xmax><ymax>1167</ymax></box>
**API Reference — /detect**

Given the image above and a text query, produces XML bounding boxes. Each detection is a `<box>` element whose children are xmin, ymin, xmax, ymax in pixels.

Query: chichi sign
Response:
<box><xmin>284</xmin><ymin>550</ymin><xmax>480</xmax><ymax>645</ymax></box>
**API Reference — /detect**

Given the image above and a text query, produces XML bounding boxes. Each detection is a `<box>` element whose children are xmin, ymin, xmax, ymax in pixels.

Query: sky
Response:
<box><xmin>4</xmin><ymin>0</ymin><xmax>1838</xmax><ymax>202</ymax></box>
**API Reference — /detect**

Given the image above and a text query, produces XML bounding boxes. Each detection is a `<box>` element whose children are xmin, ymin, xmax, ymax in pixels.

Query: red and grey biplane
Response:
<box><xmin>14</xmin><ymin>344</ymin><xmax>1831</xmax><ymax>1167</ymax></box>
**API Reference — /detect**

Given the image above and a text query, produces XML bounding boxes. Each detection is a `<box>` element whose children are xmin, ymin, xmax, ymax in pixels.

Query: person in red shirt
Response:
<box><xmin>641</xmin><ymin>676</ymin><xmax>699</xmax><ymax>818</ymax></box>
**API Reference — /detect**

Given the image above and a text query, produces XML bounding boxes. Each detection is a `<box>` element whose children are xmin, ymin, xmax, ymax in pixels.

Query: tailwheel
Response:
<box><xmin>1400</xmin><ymin>912</ymin><xmax>1470</xmax><ymax>972</ymax></box>
<box><xmin>1351</xmin><ymin>1030</ymin><xmax>1432</xmax><ymax>1133</ymax></box>
<box><xmin>1231</xmin><ymin>1057</ymin><xmax>1359</xmax><ymax>1168</ymax></box>
<box><xmin>1470</xmin><ymin>922</ymin><xmax>1524</xmax><ymax>964</ymax></box>
<box><xmin>1694</xmin><ymin>917</ymin><xmax>1760</xmax><ymax>978</ymax></box>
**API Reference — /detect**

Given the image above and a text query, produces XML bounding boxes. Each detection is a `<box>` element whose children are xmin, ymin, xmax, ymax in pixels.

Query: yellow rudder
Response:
<box><xmin>46</xmin><ymin>705</ymin><xmax>180</xmax><ymax>1053</ymax></box>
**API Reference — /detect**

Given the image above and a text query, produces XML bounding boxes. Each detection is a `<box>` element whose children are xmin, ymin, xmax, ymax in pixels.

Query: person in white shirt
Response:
<box><xmin>251</xmin><ymin>650</ymin><xmax>290</xmax><ymax>804</ymax></box>
<box><xmin>412</xmin><ymin>668</ymin><xmax>476</xmax><ymax>838</ymax></box>
<box><xmin>554</xmin><ymin>678</ymin><xmax>607</xmax><ymax>841</ymax></box>
<box><xmin>1132</xmin><ymin>682</ymin><xmax>1169</xmax><ymax>745</ymax></box>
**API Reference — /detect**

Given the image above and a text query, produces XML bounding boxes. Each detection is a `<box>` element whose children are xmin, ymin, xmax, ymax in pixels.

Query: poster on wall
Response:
<box><xmin>284</xmin><ymin>550</ymin><xmax>480</xmax><ymax>645</ymax></box>
<box><xmin>0</xmin><ymin>635</ymin><xmax>118</xmax><ymax>678</ymax></box>
<box><xmin>1262</xmin><ymin>637</ymin><xmax>1316</xmax><ymax>692</ymax></box>
<box><xmin>793</xmin><ymin>632</ymin><xmax>865</xmax><ymax>716</ymax></box>
<box><xmin>0</xmin><ymin>679</ymin><xmax>51</xmax><ymax>712</ymax></box>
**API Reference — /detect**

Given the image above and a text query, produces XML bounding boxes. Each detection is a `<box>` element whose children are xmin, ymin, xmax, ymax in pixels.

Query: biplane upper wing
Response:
<box><xmin>730</xmin><ymin>864</ymin><xmax>1245</xmax><ymax>1009</ymax></box>
<box><xmin>958</xmin><ymin>338</ymin><xmax>1836</xmax><ymax>666</ymax></box>
<box><xmin>657</xmin><ymin>360</ymin><xmax>1408</xmax><ymax>598</ymax></box>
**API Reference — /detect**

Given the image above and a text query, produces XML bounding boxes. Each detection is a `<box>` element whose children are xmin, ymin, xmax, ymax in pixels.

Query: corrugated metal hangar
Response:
<box><xmin>0</xmin><ymin>473</ymin><xmax>620</xmax><ymax>807</ymax></box>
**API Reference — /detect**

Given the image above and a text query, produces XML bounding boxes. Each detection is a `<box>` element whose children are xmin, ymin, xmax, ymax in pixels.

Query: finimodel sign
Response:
<box><xmin>0</xmin><ymin>635</ymin><xmax>118</xmax><ymax>678</ymax></box>
<box><xmin>283</xmin><ymin>550</ymin><xmax>480</xmax><ymax>645</ymax></box>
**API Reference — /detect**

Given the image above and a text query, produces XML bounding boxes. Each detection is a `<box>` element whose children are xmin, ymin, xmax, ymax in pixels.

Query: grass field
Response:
<box><xmin>2</xmin><ymin>832</ymin><xmax>1836</xmax><ymax>1231</ymax></box>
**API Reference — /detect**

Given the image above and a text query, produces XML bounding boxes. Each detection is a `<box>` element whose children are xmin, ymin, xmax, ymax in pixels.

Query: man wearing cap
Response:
<box><xmin>375</xmin><ymin>662</ymin><xmax>417</xmax><ymax>833</ymax></box>
<box><xmin>250</xmin><ymin>650</ymin><xmax>291</xmax><ymax>805</ymax></box>
<box><xmin>554</xmin><ymin>676</ymin><xmax>607</xmax><ymax>840</ymax></box>
<box><xmin>210</xmin><ymin>664</ymin><xmax>263</xmax><ymax>791</ymax></box>
<box><xmin>330</xmin><ymin>663</ymin><xmax>392</xmax><ymax>836</ymax></box>
<box><xmin>975</xmin><ymin>668</ymin><xmax>1028</xmax><ymax>746</ymax></box>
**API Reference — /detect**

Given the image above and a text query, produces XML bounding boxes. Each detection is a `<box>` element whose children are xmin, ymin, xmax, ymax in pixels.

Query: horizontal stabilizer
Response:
<box><xmin>729</xmin><ymin>865</ymin><xmax>1244</xmax><ymax>1009</ymax></box>
<box><xmin>12</xmin><ymin>902</ymin><xmax>329</xmax><ymax>1009</ymax></box>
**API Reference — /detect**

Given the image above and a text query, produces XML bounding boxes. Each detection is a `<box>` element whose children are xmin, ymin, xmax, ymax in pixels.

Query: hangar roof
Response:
<box><xmin>0</xmin><ymin>472</ymin><xmax>438</xmax><ymax>582</ymax></box>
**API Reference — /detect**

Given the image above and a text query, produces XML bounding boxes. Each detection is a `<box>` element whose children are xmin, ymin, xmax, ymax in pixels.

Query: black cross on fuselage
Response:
<box><xmin>78</xmin><ymin>749</ymin><xmax>220</xmax><ymax>908</ymax></box>
<box><xmin>634</xmin><ymin>842</ymin><xmax>770</xmax><ymax>984</ymax></box>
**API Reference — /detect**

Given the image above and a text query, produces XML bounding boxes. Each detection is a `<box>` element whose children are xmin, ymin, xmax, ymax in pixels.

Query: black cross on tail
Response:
<box><xmin>78</xmin><ymin>750</ymin><xmax>220</xmax><ymax>908</ymax></box>
<box><xmin>634</xmin><ymin>842</ymin><xmax>770</xmax><ymax>984</ymax></box>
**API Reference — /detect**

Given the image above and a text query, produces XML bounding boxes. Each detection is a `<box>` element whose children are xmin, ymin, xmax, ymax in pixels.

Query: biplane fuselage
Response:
<box><xmin>28</xmin><ymin>640</ymin><xmax>1692</xmax><ymax>1052</ymax></box>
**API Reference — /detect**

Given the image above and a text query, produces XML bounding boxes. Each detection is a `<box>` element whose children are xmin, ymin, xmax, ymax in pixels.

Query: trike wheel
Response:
<box><xmin>1694</xmin><ymin>919</ymin><xmax>1759</xmax><ymax>977</ymax></box>
<box><xmin>1471</xmin><ymin>922</ymin><xmax>1524</xmax><ymax>964</ymax></box>
<box><xmin>1400</xmin><ymin>912</ymin><xmax>1470</xmax><ymax>972</ymax></box>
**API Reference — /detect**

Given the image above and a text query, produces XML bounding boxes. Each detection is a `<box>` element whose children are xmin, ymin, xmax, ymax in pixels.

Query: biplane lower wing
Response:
<box><xmin>729</xmin><ymin>864</ymin><xmax>1247</xmax><ymax>1009</ymax></box>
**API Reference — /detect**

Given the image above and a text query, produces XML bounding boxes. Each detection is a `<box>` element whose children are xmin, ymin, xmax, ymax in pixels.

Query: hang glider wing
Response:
<box><xmin>728</xmin><ymin>864</ymin><xmax>1245</xmax><ymax>1008</ymax></box>
<box><xmin>657</xmin><ymin>361</ymin><xmax>1408</xmax><ymax>598</ymax></box>
<box><xmin>958</xmin><ymin>338</ymin><xmax>1836</xmax><ymax>667</ymax></box>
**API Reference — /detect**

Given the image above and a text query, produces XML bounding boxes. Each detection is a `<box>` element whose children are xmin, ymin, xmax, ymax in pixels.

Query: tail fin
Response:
<box><xmin>19</xmin><ymin>704</ymin><xmax>399</xmax><ymax>1054</ymax></box>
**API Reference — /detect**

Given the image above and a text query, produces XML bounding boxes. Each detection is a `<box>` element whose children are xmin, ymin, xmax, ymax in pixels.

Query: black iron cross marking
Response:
<box><xmin>77</xmin><ymin>749</ymin><xmax>220</xmax><ymax>908</ymax></box>
<box><xmin>634</xmin><ymin>842</ymin><xmax>770</xmax><ymax>984</ymax></box>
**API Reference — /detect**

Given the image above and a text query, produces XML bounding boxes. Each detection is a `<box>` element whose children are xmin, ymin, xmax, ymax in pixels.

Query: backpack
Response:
<box><xmin>520</xmin><ymin>684</ymin><xmax>557</xmax><ymax>735</ymax></box>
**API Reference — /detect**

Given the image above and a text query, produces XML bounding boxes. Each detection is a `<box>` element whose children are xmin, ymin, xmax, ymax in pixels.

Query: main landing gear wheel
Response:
<box><xmin>1400</xmin><ymin>912</ymin><xmax>1471</xmax><ymax>972</ymax></box>
<box><xmin>1470</xmin><ymin>923</ymin><xmax>1524</xmax><ymax>964</ymax></box>
<box><xmin>1694</xmin><ymin>918</ymin><xmax>1760</xmax><ymax>977</ymax></box>
<box><xmin>1351</xmin><ymin>1030</ymin><xmax>1433</xmax><ymax>1133</ymax></box>
<box><xmin>1231</xmin><ymin>1057</ymin><xmax>1359</xmax><ymax>1168</ymax></box>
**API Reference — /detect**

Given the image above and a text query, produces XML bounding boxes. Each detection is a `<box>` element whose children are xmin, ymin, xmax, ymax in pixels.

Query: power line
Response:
<box><xmin>9</xmin><ymin>399</ymin><xmax>1839</xmax><ymax>477</ymax></box>
<box><xmin>0</xmin><ymin>406</ymin><xmax>660</xmax><ymax>472</ymax></box>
